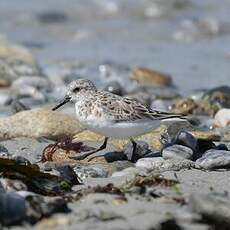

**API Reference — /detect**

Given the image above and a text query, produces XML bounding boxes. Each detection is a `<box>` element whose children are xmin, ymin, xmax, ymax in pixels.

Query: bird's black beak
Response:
<box><xmin>52</xmin><ymin>96</ymin><xmax>71</xmax><ymax>111</ymax></box>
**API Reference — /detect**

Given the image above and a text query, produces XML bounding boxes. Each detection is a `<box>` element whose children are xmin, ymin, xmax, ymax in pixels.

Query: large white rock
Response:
<box><xmin>213</xmin><ymin>108</ymin><xmax>230</xmax><ymax>128</ymax></box>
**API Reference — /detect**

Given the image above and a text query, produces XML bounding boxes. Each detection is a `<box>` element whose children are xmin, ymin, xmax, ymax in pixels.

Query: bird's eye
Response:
<box><xmin>73</xmin><ymin>87</ymin><xmax>80</xmax><ymax>93</ymax></box>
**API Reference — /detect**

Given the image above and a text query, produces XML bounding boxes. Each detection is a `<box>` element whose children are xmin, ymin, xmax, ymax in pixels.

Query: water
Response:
<box><xmin>0</xmin><ymin>0</ymin><xmax>229</xmax><ymax>94</ymax></box>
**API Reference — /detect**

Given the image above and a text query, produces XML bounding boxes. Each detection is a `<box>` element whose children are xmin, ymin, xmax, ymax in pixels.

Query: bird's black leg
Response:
<box><xmin>130</xmin><ymin>138</ymin><xmax>137</xmax><ymax>162</ymax></box>
<box><xmin>72</xmin><ymin>137</ymin><xmax>108</xmax><ymax>161</ymax></box>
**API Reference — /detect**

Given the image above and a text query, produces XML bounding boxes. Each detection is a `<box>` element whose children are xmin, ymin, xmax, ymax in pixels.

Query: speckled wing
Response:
<box><xmin>97</xmin><ymin>91</ymin><xmax>184</xmax><ymax>122</ymax></box>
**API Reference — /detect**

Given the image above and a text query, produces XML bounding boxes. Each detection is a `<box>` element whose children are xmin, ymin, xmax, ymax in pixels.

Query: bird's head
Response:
<box><xmin>52</xmin><ymin>79</ymin><xmax>97</xmax><ymax>111</ymax></box>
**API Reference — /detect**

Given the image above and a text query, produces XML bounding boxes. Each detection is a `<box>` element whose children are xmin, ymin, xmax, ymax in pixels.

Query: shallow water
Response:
<box><xmin>0</xmin><ymin>0</ymin><xmax>229</xmax><ymax>94</ymax></box>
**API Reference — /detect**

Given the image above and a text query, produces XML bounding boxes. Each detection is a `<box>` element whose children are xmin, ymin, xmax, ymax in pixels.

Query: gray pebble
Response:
<box><xmin>135</xmin><ymin>157</ymin><xmax>165</xmax><ymax>169</ymax></box>
<box><xmin>137</xmin><ymin>158</ymin><xmax>199</xmax><ymax>172</ymax></box>
<box><xmin>162</xmin><ymin>144</ymin><xmax>193</xmax><ymax>160</ymax></box>
<box><xmin>74</xmin><ymin>165</ymin><xmax>109</xmax><ymax>180</ymax></box>
<box><xmin>36</xmin><ymin>11</ymin><xmax>68</xmax><ymax>24</ymax></box>
<box><xmin>196</xmin><ymin>149</ymin><xmax>230</xmax><ymax>169</ymax></box>
<box><xmin>104</xmin><ymin>81</ymin><xmax>124</xmax><ymax>96</ymax></box>
<box><xmin>10</xmin><ymin>99</ymin><xmax>30</xmax><ymax>113</ymax></box>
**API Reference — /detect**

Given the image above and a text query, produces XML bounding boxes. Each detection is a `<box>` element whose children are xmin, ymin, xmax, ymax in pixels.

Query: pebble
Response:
<box><xmin>130</xmin><ymin>67</ymin><xmax>172</xmax><ymax>86</ymax></box>
<box><xmin>170</xmin><ymin>97</ymin><xmax>201</xmax><ymax>115</ymax></box>
<box><xmin>203</xmin><ymin>86</ymin><xmax>230</xmax><ymax>109</ymax></box>
<box><xmin>213</xmin><ymin>108</ymin><xmax>230</xmax><ymax>128</ymax></box>
<box><xmin>215</xmin><ymin>143</ymin><xmax>228</xmax><ymax>151</ymax></box>
<box><xmin>0</xmin><ymin>92</ymin><xmax>11</xmax><ymax>106</ymax></box>
<box><xmin>165</xmin><ymin>120</ymin><xmax>195</xmax><ymax>143</ymax></box>
<box><xmin>74</xmin><ymin>165</ymin><xmax>109</xmax><ymax>180</ymax></box>
<box><xmin>220</xmin><ymin>126</ymin><xmax>230</xmax><ymax>142</ymax></box>
<box><xmin>194</xmin><ymin>139</ymin><xmax>215</xmax><ymax>160</ymax></box>
<box><xmin>0</xmin><ymin>192</ymin><xmax>27</xmax><ymax>225</ymax></box>
<box><xmin>0</xmin><ymin>108</ymin><xmax>83</xmax><ymax>141</ymax></box>
<box><xmin>36</xmin><ymin>11</ymin><xmax>68</xmax><ymax>24</ymax></box>
<box><xmin>135</xmin><ymin>157</ymin><xmax>165</xmax><ymax>169</ymax></box>
<box><xmin>162</xmin><ymin>144</ymin><xmax>193</xmax><ymax>160</ymax></box>
<box><xmin>10</xmin><ymin>99</ymin><xmax>30</xmax><ymax>113</ymax></box>
<box><xmin>196</xmin><ymin>149</ymin><xmax>230</xmax><ymax>169</ymax></box>
<box><xmin>11</xmin><ymin>76</ymin><xmax>51</xmax><ymax>96</ymax></box>
<box><xmin>190</xmin><ymin>130</ymin><xmax>221</xmax><ymax>141</ymax></box>
<box><xmin>104</xmin><ymin>81</ymin><xmax>124</xmax><ymax>96</ymax></box>
<box><xmin>174</xmin><ymin>131</ymin><xmax>197</xmax><ymax>151</ymax></box>
<box><xmin>0</xmin><ymin>60</ymin><xmax>16</xmax><ymax>85</ymax></box>
<box><xmin>136</xmin><ymin>158</ymin><xmax>199</xmax><ymax>172</ymax></box>
<box><xmin>0</xmin><ymin>57</ymin><xmax>42</xmax><ymax>85</ymax></box>
<box><xmin>0</xmin><ymin>38</ymin><xmax>36</xmax><ymax>65</ymax></box>
<box><xmin>123</xmin><ymin>141</ymin><xmax>150</xmax><ymax>162</ymax></box>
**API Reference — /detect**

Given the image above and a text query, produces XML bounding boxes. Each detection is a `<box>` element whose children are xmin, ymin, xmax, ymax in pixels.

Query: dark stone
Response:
<box><xmin>159</xmin><ymin>219</ymin><xmax>183</xmax><ymax>230</ymax></box>
<box><xmin>174</xmin><ymin>131</ymin><xmax>197</xmax><ymax>151</ymax></box>
<box><xmin>104</xmin><ymin>81</ymin><xmax>124</xmax><ymax>96</ymax></box>
<box><xmin>123</xmin><ymin>141</ymin><xmax>150</xmax><ymax>162</ymax></box>
<box><xmin>36</xmin><ymin>11</ymin><xmax>68</xmax><ymax>24</ymax></box>
<box><xmin>0</xmin><ymin>192</ymin><xmax>27</xmax><ymax>225</ymax></box>
<box><xmin>196</xmin><ymin>139</ymin><xmax>216</xmax><ymax>159</ymax></box>
<box><xmin>55</xmin><ymin>165</ymin><xmax>81</xmax><ymax>185</ymax></box>
<box><xmin>203</xmin><ymin>86</ymin><xmax>230</xmax><ymax>109</ymax></box>
<box><xmin>104</xmin><ymin>151</ymin><xmax>127</xmax><ymax>162</ymax></box>
<box><xmin>161</xmin><ymin>121</ymin><xmax>195</xmax><ymax>147</ymax></box>
<box><xmin>215</xmin><ymin>144</ymin><xmax>228</xmax><ymax>151</ymax></box>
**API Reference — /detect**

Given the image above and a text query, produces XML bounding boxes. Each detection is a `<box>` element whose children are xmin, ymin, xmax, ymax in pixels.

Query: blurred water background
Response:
<box><xmin>0</xmin><ymin>0</ymin><xmax>229</xmax><ymax>94</ymax></box>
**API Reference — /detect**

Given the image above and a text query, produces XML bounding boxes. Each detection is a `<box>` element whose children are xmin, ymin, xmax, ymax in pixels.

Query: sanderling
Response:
<box><xmin>52</xmin><ymin>79</ymin><xmax>185</xmax><ymax>160</ymax></box>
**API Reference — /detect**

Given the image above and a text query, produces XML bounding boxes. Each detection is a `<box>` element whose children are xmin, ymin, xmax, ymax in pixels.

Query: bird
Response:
<box><xmin>52</xmin><ymin>79</ymin><xmax>185</xmax><ymax>160</ymax></box>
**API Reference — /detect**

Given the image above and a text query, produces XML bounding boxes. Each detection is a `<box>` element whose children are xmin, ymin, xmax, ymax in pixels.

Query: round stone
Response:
<box><xmin>162</xmin><ymin>144</ymin><xmax>193</xmax><ymax>160</ymax></box>
<box><xmin>135</xmin><ymin>157</ymin><xmax>165</xmax><ymax>169</ymax></box>
<box><xmin>175</xmin><ymin>131</ymin><xmax>197</xmax><ymax>151</ymax></box>
<box><xmin>196</xmin><ymin>149</ymin><xmax>230</xmax><ymax>169</ymax></box>
<box><xmin>0</xmin><ymin>192</ymin><xmax>27</xmax><ymax>225</ymax></box>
